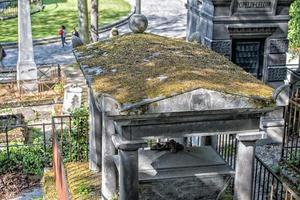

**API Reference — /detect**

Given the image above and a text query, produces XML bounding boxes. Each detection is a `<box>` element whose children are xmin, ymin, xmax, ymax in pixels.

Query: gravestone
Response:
<box><xmin>186</xmin><ymin>0</ymin><xmax>292</xmax><ymax>88</ymax></box>
<box><xmin>62</xmin><ymin>85</ymin><xmax>82</xmax><ymax>113</ymax></box>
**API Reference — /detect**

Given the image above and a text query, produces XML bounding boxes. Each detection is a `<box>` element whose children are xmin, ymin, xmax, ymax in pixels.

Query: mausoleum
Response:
<box><xmin>186</xmin><ymin>0</ymin><xmax>292</xmax><ymax>87</ymax></box>
<box><xmin>74</xmin><ymin>33</ymin><xmax>277</xmax><ymax>200</ymax></box>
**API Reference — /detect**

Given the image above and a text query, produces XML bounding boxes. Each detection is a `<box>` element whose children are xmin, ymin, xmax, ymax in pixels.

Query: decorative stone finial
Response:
<box><xmin>129</xmin><ymin>14</ymin><xmax>148</xmax><ymax>33</ymax></box>
<box><xmin>109</xmin><ymin>27</ymin><xmax>119</xmax><ymax>38</ymax></box>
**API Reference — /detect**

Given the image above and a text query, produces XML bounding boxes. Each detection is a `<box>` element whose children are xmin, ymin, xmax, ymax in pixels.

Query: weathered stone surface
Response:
<box><xmin>62</xmin><ymin>85</ymin><xmax>82</xmax><ymax>113</ymax></box>
<box><xmin>17</xmin><ymin>0</ymin><xmax>37</xmax><ymax>91</ymax></box>
<box><xmin>71</xmin><ymin>36</ymin><xmax>84</xmax><ymax>48</ymax></box>
<box><xmin>140</xmin><ymin>175</ymin><xmax>230</xmax><ymax>200</ymax></box>
<box><xmin>186</xmin><ymin>0</ymin><xmax>291</xmax><ymax>85</ymax></box>
<box><xmin>129</xmin><ymin>14</ymin><xmax>148</xmax><ymax>33</ymax></box>
<box><xmin>269</xmin><ymin>39</ymin><xmax>289</xmax><ymax>54</ymax></box>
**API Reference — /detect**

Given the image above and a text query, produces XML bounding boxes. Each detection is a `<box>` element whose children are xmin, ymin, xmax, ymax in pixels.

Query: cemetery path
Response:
<box><xmin>2</xmin><ymin>0</ymin><xmax>186</xmax><ymax>67</ymax></box>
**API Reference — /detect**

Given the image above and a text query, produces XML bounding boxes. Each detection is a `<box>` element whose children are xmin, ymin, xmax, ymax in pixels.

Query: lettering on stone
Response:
<box><xmin>211</xmin><ymin>40</ymin><xmax>231</xmax><ymax>59</ymax></box>
<box><xmin>235</xmin><ymin>0</ymin><xmax>274</xmax><ymax>13</ymax></box>
<box><xmin>238</xmin><ymin>1</ymin><xmax>271</xmax><ymax>8</ymax></box>
<box><xmin>270</xmin><ymin>39</ymin><xmax>289</xmax><ymax>54</ymax></box>
<box><xmin>62</xmin><ymin>85</ymin><xmax>83</xmax><ymax>113</ymax></box>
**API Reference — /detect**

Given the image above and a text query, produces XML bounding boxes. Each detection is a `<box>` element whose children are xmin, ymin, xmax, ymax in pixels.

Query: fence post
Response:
<box><xmin>5</xmin><ymin>126</ymin><xmax>9</xmax><ymax>159</ymax></box>
<box><xmin>234</xmin><ymin>131</ymin><xmax>266</xmax><ymax>200</ymax></box>
<box><xmin>43</xmin><ymin>123</ymin><xmax>47</xmax><ymax>165</ymax></box>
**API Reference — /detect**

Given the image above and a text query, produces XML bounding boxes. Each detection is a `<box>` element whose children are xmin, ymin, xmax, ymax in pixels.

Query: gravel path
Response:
<box><xmin>2</xmin><ymin>0</ymin><xmax>187</xmax><ymax>67</ymax></box>
<box><xmin>11</xmin><ymin>187</ymin><xmax>43</xmax><ymax>200</ymax></box>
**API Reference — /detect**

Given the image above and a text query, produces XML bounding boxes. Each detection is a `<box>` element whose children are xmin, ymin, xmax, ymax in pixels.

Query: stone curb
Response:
<box><xmin>2</xmin><ymin>0</ymin><xmax>135</xmax><ymax>49</ymax></box>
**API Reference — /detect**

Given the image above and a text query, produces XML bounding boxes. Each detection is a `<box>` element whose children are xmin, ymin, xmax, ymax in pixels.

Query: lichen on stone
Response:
<box><xmin>75</xmin><ymin>33</ymin><xmax>274</xmax><ymax>107</ymax></box>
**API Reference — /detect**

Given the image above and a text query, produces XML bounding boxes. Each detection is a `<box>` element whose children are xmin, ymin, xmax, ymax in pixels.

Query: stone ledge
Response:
<box><xmin>236</xmin><ymin>131</ymin><xmax>267</xmax><ymax>141</ymax></box>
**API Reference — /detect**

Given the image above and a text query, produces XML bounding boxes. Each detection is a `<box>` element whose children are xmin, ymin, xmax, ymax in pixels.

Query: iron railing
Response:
<box><xmin>282</xmin><ymin>69</ymin><xmax>300</xmax><ymax>169</ymax></box>
<box><xmin>52</xmin><ymin>116</ymin><xmax>70</xmax><ymax>199</ymax></box>
<box><xmin>0</xmin><ymin>0</ymin><xmax>43</xmax><ymax>20</ymax></box>
<box><xmin>216</xmin><ymin>134</ymin><xmax>238</xmax><ymax>169</ymax></box>
<box><xmin>253</xmin><ymin>156</ymin><xmax>300</xmax><ymax>200</ymax></box>
<box><xmin>0</xmin><ymin>64</ymin><xmax>63</xmax><ymax>105</ymax></box>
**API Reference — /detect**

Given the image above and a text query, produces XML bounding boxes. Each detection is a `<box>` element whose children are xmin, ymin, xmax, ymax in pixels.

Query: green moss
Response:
<box><xmin>76</xmin><ymin>33</ymin><xmax>274</xmax><ymax>106</ymax></box>
<box><xmin>65</xmin><ymin>162</ymin><xmax>101</xmax><ymax>200</ymax></box>
<box><xmin>43</xmin><ymin>170</ymin><xmax>58</xmax><ymax>200</ymax></box>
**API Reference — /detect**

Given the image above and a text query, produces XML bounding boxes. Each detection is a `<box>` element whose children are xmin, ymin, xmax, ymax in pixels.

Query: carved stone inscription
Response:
<box><xmin>238</xmin><ymin>1</ymin><xmax>271</xmax><ymax>8</ymax></box>
<box><xmin>235</xmin><ymin>0</ymin><xmax>274</xmax><ymax>13</ymax></box>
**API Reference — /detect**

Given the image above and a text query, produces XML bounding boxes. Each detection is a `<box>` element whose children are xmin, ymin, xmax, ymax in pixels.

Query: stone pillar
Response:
<box><xmin>17</xmin><ymin>0</ymin><xmax>37</xmax><ymax>91</ymax></box>
<box><xmin>136</xmin><ymin>0</ymin><xmax>141</xmax><ymax>14</ymax></box>
<box><xmin>88</xmin><ymin>90</ymin><xmax>102</xmax><ymax>171</ymax></box>
<box><xmin>119</xmin><ymin>150</ymin><xmax>139</xmax><ymax>200</ymax></box>
<box><xmin>234</xmin><ymin>131</ymin><xmax>266</xmax><ymax>200</ymax></box>
<box><xmin>101</xmin><ymin>96</ymin><xmax>120</xmax><ymax>200</ymax></box>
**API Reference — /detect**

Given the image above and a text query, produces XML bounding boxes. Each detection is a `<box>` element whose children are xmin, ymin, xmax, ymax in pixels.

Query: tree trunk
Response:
<box><xmin>91</xmin><ymin>0</ymin><xmax>99</xmax><ymax>42</ymax></box>
<box><xmin>77</xmin><ymin>0</ymin><xmax>89</xmax><ymax>44</ymax></box>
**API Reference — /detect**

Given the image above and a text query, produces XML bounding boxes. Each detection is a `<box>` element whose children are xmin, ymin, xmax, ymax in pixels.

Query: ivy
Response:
<box><xmin>0</xmin><ymin>137</ymin><xmax>52</xmax><ymax>176</ymax></box>
<box><xmin>60</xmin><ymin>107</ymin><xmax>89</xmax><ymax>163</ymax></box>
<box><xmin>289</xmin><ymin>0</ymin><xmax>300</xmax><ymax>49</ymax></box>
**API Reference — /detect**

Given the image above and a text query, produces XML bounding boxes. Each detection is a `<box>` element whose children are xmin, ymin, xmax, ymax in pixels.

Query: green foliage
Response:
<box><xmin>60</xmin><ymin>107</ymin><xmax>89</xmax><ymax>162</ymax></box>
<box><xmin>76</xmin><ymin>182</ymin><xmax>91</xmax><ymax>195</ymax></box>
<box><xmin>0</xmin><ymin>137</ymin><xmax>52</xmax><ymax>176</ymax></box>
<box><xmin>53</xmin><ymin>83</ymin><xmax>64</xmax><ymax>94</ymax></box>
<box><xmin>271</xmin><ymin>164</ymin><xmax>281</xmax><ymax>174</ymax></box>
<box><xmin>0</xmin><ymin>0</ymin><xmax>131</xmax><ymax>42</ymax></box>
<box><xmin>289</xmin><ymin>0</ymin><xmax>300</xmax><ymax>48</ymax></box>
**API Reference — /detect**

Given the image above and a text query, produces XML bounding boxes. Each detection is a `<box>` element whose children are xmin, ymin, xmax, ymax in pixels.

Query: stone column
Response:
<box><xmin>17</xmin><ymin>0</ymin><xmax>37</xmax><ymax>91</ymax></box>
<box><xmin>88</xmin><ymin>90</ymin><xmax>102</xmax><ymax>171</ymax></box>
<box><xmin>101</xmin><ymin>95</ymin><xmax>120</xmax><ymax>200</ymax></box>
<box><xmin>234</xmin><ymin>131</ymin><xmax>266</xmax><ymax>200</ymax></box>
<box><xmin>119</xmin><ymin>150</ymin><xmax>139</xmax><ymax>200</ymax></box>
<box><xmin>136</xmin><ymin>0</ymin><xmax>141</xmax><ymax>14</ymax></box>
<box><xmin>111</xmin><ymin>134</ymin><xmax>146</xmax><ymax>200</ymax></box>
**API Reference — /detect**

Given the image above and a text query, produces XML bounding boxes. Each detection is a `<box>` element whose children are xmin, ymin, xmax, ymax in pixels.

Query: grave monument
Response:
<box><xmin>17</xmin><ymin>0</ymin><xmax>38</xmax><ymax>91</ymax></box>
<box><xmin>74</xmin><ymin>33</ymin><xmax>277</xmax><ymax>200</ymax></box>
<box><xmin>186</xmin><ymin>0</ymin><xmax>292</xmax><ymax>87</ymax></box>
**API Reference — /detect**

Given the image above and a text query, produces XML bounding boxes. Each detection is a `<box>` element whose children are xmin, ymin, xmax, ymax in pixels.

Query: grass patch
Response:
<box><xmin>65</xmin><ymin>162</ymin><xmax>101</xmax><ymax>200</ymax></box>
<box><xmin>0</xmin><ymin>0</ymin><xmax>131</xmax><ymax>42</ymax></box>
<box><xmin>43</xmin><ymin>170</ymin><xmax>58</xmax><ymax>200</ymax></box>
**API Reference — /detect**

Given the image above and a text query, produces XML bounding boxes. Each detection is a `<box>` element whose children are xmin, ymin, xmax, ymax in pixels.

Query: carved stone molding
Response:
<box><xmin>267</xmin><ymin>67</ymin><xmax>287</xmax><ymax>81</ymax></box>
<box><xmin>228</xmin><ymin>26</ymin><xmax>277</xmax><ymax>36</ymax></box>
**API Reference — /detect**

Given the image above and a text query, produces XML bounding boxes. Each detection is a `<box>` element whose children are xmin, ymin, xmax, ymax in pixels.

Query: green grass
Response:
<box><xmin>0</xmin><ymin>0</ymin><xmax>131</xmax><ymax>42</ymax></box>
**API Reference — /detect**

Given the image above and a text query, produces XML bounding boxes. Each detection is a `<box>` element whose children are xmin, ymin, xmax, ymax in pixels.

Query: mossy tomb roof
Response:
<box><xmin>75</xmin><ymin>33</ymin><xmax>274</xmax><ymax>106</ymax></box>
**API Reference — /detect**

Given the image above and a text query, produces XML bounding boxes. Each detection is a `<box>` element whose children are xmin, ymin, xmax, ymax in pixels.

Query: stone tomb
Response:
<box><xmin>73</xmin><ymin>34</ymin><xmax>276</xmax><ymax>200</ymax></box>
<box><xmin>186</xmin><ymin>0</ymin><xmax>292</xmax><ymax>87</ymax></box>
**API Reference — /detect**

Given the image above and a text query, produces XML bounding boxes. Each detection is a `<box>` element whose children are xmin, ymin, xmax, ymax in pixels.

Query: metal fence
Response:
<box><xmin>52</xmin><ymin>116</ymin><xmax>70</xmax><ymax>199</ymax></box>
<box><xmin>0</xmin><ymin>114</ymin><xmax>89</xmax><ymax>164</ymax></box>
<box><xmin>0</xmin><ymin>0</ymin><xmax>43</xmax><ymax>20</ymax></box>
<box><xmin>0</xmin><ymin>64</ymin><xmax>63</xmax><ymax>105</ymax></box>
<box><xmin>0</xmin><ymin>122</ymin><xmax>50</xmax><ymax>163</ymax></box>
<box><xmin>215</xmin><ymin>134</ymin><xmax>238</xmax><ymax>169</ymax></box>
<box><xmin>253</xmin><ymin>156</ymin><xmax>300</xmax><ymax>200</ymax></box>
<box><xmin>282</xmin><ymin>70</ymin><xmax>300</xmax><ymax>170</ymax></box>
